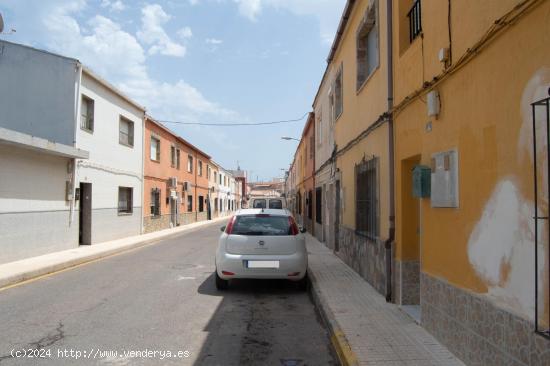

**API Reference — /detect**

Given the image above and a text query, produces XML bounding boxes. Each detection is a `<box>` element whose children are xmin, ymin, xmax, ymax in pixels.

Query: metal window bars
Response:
<box><xmin>531</xmin><ymin>94</ymin><xmax>550</xmax><ymax>339</ymax></box>
<box><xmin>407</xmin><ymin>0</ymin><xmax>422</xmax><ymax>43</ymax></box>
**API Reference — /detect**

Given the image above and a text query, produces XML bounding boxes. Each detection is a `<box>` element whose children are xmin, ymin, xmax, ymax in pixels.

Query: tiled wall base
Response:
<box><xmin>337</xmin><ymin>225</ymin><xmax>387</xmax><ymax>295</ymax></box>
<box><xmin>421</xmin><ymin>272</ymin><xmax>550</xmax><ymax>366</ymax></box>
<box><xmin>143</xmin><ymin>212</ymin><xmax>201</xmax><ymax>233</ymax></box>
<box><xmin>394</xmin><ymin>260</ymin><xmax>420</xmax><ymax>305</ymax></box>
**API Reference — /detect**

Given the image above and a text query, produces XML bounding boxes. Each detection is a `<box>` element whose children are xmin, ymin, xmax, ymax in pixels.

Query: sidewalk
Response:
<box><xmin>0</xmin><ymin>216</ymin><xmax>229</xmax><ymax>290</ymax></box>
<box><xmin>305</xmin><ymin>234</ymin><xmax>465</xmax><ymax>366</ymax></box>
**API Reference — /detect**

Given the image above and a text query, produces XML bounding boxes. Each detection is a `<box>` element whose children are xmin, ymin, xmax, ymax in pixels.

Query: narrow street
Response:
<box><xmin>0</xmin><ymin>223</ymin><xmax>336</xmax><ymax>365</ymax></box>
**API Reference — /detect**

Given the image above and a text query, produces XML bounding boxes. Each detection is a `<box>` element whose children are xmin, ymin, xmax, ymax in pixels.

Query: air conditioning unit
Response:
<box><xmin>168</xmin><ymin>177</ymin><xmax>177</xmax><ymax>188</ymax></box>
<box><xmin>183</xmin><ymin>181</ymin><xmax>189</xmax><ymax>191</ymax></box>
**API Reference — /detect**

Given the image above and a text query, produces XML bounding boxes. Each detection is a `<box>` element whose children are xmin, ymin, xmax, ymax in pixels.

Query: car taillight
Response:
<box><xmin>225</xmin><ymin>216</ymin><xmax>236</xmax><ymax>234</ymax></box>
<box><xmin>288</xmin><ymin>216</ymin><xmax>299</xmax><ymax>235</ymax></box>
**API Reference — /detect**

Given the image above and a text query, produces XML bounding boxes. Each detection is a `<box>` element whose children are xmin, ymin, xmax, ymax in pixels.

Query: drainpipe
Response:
<box><xmin>384</xmin><ymin>0</ymin><xmax>395</xmax><ymax>303</ymax></box>
<box><xmin>69</xmin><ymin>63</ymin><xmax>83</xmax><ymax>226</ymax></box>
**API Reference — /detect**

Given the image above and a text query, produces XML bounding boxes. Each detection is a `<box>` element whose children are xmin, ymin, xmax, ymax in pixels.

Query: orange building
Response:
<box><xmin>143</xmin><ymin>116</ymin><xmax>211</xmax><ymax>233</ymax></box>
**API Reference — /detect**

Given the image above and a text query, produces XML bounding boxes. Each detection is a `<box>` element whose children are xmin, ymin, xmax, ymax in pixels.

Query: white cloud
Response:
<box><xmin>137</xmin><ymin>4</ymin><xmax>187</xmax><ymax>57</ymax></box>
<box><xmin>101</xmin><ymin>0</ymin><xmax>125</xmax><ymax>11</ymax></box>
<box><xmin>232</xmin><ymin>0</ymin><xmax>345</xmax><ymax>44</ymax></box>
<box><xmin>42</xmin><ymin>1</ymin><xmax>238</xmax><ymax>125</ymax></box>
<box><xmin>205</xmin><ymin>38</ymin><xmax>223</xmax><ymax>45</ymax></box>
<box><xmin>177</xmin><ymin>26</ymin><xmax>193</xmax><ymax>39</ymax></box>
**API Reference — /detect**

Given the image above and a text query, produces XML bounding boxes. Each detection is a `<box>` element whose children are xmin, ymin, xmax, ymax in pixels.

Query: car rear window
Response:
<box><xmin>268</xmin><ymin>199</ymin><xmax>283</xmax><ymax>209</ymax></box>
<box><xmin>252</xmin><ymin>199</ymin><xmax>266</xmax><ymax>208</ymax></box>
<box><xmin>231</xmin><ymin>215</ymin><xmax>291</xmax><ymax>236</ymax></box>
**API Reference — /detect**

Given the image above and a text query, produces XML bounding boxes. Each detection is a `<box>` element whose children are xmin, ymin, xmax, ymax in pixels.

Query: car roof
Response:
<box><xmin>235</xmin><ymin>208</ymin><xmax>290</xmax><ymax>216</ymax></box>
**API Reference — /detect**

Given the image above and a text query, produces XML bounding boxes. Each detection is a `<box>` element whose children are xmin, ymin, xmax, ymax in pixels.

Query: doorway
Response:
<box><xmin>170</xmin><ymin>195</ymin><xmax>178</xmax><ymax>227</ymax></box>
<box><xmin>400</xmin><ymin>155</ymin><xmax>421</xmax><ymax>321</ymax></box>
<box><xmin>79</xmin><ymin>182</ymin><xmax>92</xmax><ymax>245</ymax></box>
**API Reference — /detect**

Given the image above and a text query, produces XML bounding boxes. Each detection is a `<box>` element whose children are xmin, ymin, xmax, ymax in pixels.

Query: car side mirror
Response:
<box><xmin>300</xmin><ymin>227</ymin><xmax>306</xmax><ymax>234</ymax></box>
<box><xmin>220</xmin><ymin>226</ymin><xmax>226</xmax><ymax>232</ymax></box>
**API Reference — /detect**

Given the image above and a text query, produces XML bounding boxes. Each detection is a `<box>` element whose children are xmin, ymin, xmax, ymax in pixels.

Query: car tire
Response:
<box><xmin>296</xmin><ymin>272</ymin><xmax>308</xmax><ymax>292</ymax></box>
<box><xmin>215</xmin><ymin>270</ymin><xmax>229</xmax><ymax>290</ymax></box>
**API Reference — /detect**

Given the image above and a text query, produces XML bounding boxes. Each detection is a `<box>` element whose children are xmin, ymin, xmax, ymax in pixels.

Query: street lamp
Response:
<box><xmin>281</xmin><ymin>136</ymin><xmax>300</xmax><ymax>142</ymax></box>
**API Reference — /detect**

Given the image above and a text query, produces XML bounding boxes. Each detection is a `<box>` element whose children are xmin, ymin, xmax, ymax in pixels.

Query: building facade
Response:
<box><xmin>392</xmin><ymin>0</ymin><xmax>550</xmax><ymax>364</ymax></box>
<box><xmin>285</xmin><ymin>0</ymin><xmax>550</xmax><ymax>364</ymax></box>
<box><xmin>0</xmin><ymin>41</ymin><xmax>89</xmax><ymax>264</ymax></box>
<box><xmin>76</xmin><ymin>68</ymin><xmax>145</xmax><ymax>245</ymax></box>
<box><xmin>143</xmin><ymin>117</ymin><xmax>206</xmax><ymax>233</ymax></box>
<box><xmin>313</xmin><ymin>66</ymin><xmax>338</xmax><ymax>246</ymax></box>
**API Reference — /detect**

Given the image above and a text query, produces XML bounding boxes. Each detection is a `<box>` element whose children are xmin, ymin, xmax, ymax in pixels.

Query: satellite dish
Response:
<box><xmin>0</xmin><ymin>13</ymin><xmax>4</xmax><ymax>33</ymax></box>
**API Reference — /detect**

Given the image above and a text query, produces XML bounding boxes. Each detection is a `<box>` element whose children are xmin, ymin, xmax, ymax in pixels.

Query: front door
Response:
<box><xmin>170</xmin><ymin>195</ymin><xmax>178</xmax><ymax>227</ymax></box>
<box><xmin>79</xmin><ymin>182</ymin><xmax>92</xmax><ymax>245</ymax></box>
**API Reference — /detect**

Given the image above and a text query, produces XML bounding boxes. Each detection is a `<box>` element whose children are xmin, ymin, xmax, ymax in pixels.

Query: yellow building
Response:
<box><xmin>393</xmin><ymin>0</ymin><xmax>550</xmax><ymax>364</ymax></box>
<box><xmin>327</xmin><ymin>0</ymin><xmax>394</xmax><ymax>296</ymax></box>
<box><xmin>319</xmin><ymin>0</ymin><xmax>549</xmax><ymax>364</ymax></box>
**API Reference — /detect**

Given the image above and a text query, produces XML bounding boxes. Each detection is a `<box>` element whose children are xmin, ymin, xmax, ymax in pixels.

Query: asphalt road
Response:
<box><xmin>0</xmin><ymin>222</ymin><xmax>336</xmax><ymax>366</ymax></box>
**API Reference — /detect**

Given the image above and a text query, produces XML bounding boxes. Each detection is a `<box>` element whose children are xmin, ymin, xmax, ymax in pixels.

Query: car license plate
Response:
<box><xmin>247</xmin><ymin>260</ymin><xmax>279</xmax><ymax>269</ymax></box>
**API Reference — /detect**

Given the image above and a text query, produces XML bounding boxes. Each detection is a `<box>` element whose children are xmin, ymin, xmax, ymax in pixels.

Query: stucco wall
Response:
<box><xmin>0</xmin><ymin>41</ymin><xmax>77</xmax><ymax>146</ymax></box>
<box><xmin>76</xmin><ymin>72</ymin><xmax>144</xmax><ymax>243</ymax></box>
<box><xmin>0</xmin><ymin>145</ymin><xmax>78</xmax><ymax>264</ymax></box>
<box><xmin>393</xmin><ymin>0</ymin><xmax>550</xmax><ymax>326</ymax></box>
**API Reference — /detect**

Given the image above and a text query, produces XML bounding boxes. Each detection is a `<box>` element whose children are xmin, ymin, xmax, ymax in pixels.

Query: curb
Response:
<box><xmin>0</xmin><ymin>217</ymin><xmax>228</xmax><ymax>291</ymax></box>
<box><xmin>308</xmin><ymin>267</ymin><xmax>359</xmax><ymax>366</ymax></box>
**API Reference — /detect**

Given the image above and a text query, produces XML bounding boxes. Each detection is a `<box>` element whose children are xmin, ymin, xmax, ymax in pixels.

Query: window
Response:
<box><xmin>170</xmin><ymin>146</ymin><xmax>180</xmax><ymax>168</ymax></box>
<box><xmin>150</xmin><ymin>137</ymin><xmax>160</xmax><ymax>161</ymax></box>
<box><xmin>118</xmin><ymin>187</ymin><xmax>133</xmax><ymax>214</ymax></box>
<box><xmin>187</xmin><ymin>155</ymin><xmax>193</xmax><ymax>173</ymax></box>
<box><xmin>119</xmin><ymin>117</ymin><xmax>134</xmax><ymax>147</ymax></box>
<box><xmin>81</xmin><ymin>95</ymin><xmax>94</xmax><ymax>132</ymax></box>
<box><xmin>253</xmin><ymin>199</ymin><xmax>266</xmax><ymax>209</ymax></box>
<box><xmin>355</xmin><ymin>157</ymin><xmax>379</xmax><ymax>239</ymax></box>
<box><xmin>408</xmin><ymin>0</ymin><xmax>422</xmax><ymax>43</ymax></box>
<box><xmin>199</xmin><ymin>196</ymin><xmax>204</xmax><ymax>212</ymax></box>
<box><xmin>356</xmin><ymin>2</ymin><xmax>379</xmax><ymax>89</ymax></box>
<box><xmin>198</xmin><ymin>161</ymin><xmax>203</xmax><ymax>176</ymax></box>
<box><xmin>310</xmin><ymin>135</ymin><xmax>314</xmax><ymax>159</ymax></box>
<box><xmin>230</xmin><ymin>215</ymin><xmax>295</xmax><ymax>236</ymax></box>
<box><xmin>334</xmin><ymin>67</ymin><xmax>343</xmax><ymax>120</ymax></box>
<box><xmin>215</xmin><ymin>198</ymin><xmax>218</xmax><ymax>211</ymax></box>
<box><xmin>214</xmin><ymin>171</ymin><xmax>217</xmax><ymax>183</ymax></box>
<box><xmin>315</xmin><ymin>187</ymin><xmax>322</xmax><ymax>224</ymax></box>
<box><xmin>150</xmin><ymin>188</ymin><xmax>161</xmax><ymax>216</ymax></box>
<box><xmin>187</xmin><ymin>195</ymin><xmax>193</xmax><ymax>212</ymax></box>
<box><xmin>269</xmin><ymin>199</ymin><xmax>283</xmax><ymax>209</ymax></box>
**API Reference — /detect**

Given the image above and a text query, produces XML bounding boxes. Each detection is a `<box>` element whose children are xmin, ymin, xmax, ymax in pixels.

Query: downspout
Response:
<box><xmin>141</xmin><ymin>115</ymin><xmax>146</xmax><ymax>233</ymax></box>
<box><xmin>70</xmin><ymin>63</ymin><xmax>83</xmax><ymax>227</ymax></box>
<box><xmin>384</xmin><ymin>0</ymin><xmax>395</xmax><ymax>303</ymax></box>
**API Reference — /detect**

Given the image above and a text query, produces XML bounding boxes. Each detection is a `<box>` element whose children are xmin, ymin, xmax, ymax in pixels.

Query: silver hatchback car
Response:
<box><xmin>215</xmin><ymin>209</ymin><xmax>308</xmax><ymax>290</ymax></box>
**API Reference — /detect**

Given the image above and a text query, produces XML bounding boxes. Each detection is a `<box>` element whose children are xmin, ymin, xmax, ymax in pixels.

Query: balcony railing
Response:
<box><xmin>408</xmin><ymin>0</ymin><xmax>422</xmax><ymax>43</ymax></box>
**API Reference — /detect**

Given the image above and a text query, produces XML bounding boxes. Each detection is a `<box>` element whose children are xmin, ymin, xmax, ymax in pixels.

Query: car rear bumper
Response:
<box><xmin>216</xmin><ymin>251</ymin><xmax>308</xmax><ymax>280</ymax></box>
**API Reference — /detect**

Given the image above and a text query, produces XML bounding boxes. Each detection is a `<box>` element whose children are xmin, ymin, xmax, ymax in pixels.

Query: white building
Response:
<box><xmin>76</xmin><ymin>68</ymin><xmax>145</xmax><ymax>244</ymax></box>
<box><xmin>0</xmin><ymin>41</ymin><xmax>89</xmax><ymax>264</ymax></box>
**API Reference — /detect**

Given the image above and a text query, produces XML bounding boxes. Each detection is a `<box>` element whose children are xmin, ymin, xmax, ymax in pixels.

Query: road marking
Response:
<box><xmin>177</xmin><ymin>276</ymin><xmax>196</xmax><ymax>280</ymax></box>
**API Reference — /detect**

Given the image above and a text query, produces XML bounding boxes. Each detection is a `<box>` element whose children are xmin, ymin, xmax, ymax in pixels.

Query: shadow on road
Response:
<box><xmin>193</xmin><ymin>274</ymin><xmax>336</xmax><ymax>366</ymax></box>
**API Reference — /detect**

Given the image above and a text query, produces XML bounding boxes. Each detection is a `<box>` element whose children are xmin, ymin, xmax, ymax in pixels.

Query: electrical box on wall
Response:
<box><xmin>412</xmin><ymin>165</ymin><xmax>431</xmax><ymax>198</ymax></box>
<box><xmin>431</xmin><ymin>149</ymin><xmax>459</xmax><ymax>207</ymax></box>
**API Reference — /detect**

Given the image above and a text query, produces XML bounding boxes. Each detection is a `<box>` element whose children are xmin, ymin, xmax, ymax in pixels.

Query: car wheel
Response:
<box><xmin>296</xmin><ymin>272</ymin><xmax>308</xmax><ymax>292</ymax></box>
<box><xmin>215</xmin><ymin>270</ymin><xmax>229</xmax><ymax>290</ymax></box>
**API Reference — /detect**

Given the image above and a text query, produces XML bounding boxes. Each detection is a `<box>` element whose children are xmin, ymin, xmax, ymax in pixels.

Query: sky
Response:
<box><xmin>0</xmin><ymin>0</ymin><xmax>346</xmax><ymax>181</ymax></box>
